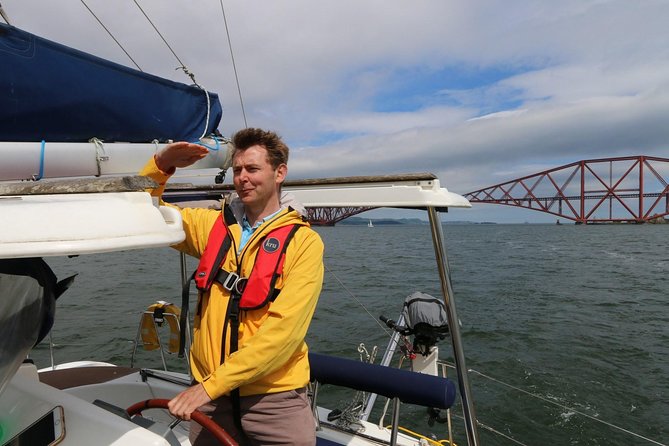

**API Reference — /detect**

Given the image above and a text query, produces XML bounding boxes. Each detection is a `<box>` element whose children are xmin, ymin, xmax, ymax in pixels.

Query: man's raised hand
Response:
<box><xmin>155</xmin><ymin>141</ymin><xmax>209</xmax><ymax>173</ymax></box>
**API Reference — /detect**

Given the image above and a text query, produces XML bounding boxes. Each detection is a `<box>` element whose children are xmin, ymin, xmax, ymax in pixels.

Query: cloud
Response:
<box><xmin>290</xmin><ymin>87</ymin><xmax>669</xmax><ymax>194</ymax></box>
<box><xmin>3</xmin><ymin>0</ymin><xmax>668</xmax><ymax>220</ymax></box>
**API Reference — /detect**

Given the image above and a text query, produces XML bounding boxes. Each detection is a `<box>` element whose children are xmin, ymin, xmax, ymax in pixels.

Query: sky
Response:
<box><xmin>3</xmin><ymin>0</ymin><xmax>669</xmax><ymax>222</ymax></box>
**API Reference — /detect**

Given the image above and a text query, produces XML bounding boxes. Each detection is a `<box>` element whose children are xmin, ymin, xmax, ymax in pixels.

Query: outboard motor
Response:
<box><xmin>379</xmin><ymin>293</ymin><xmax>451</xmax><ymax>425</ymax></box>
<box><xmin>402</xmin><ymin>291</ymin><xmax>449</xmax><ymax>356</ymax></box>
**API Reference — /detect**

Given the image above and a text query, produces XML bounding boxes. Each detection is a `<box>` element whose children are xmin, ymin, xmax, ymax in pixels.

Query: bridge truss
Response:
<box><xmin>306</xmin><ymin>207</ymin><xmax>373</xmax><ymax>226</ymax></box>
<box><xmin>464</xmin><ymin>156</ymin><xmax>669</xmax><ymax>223</ymax></box>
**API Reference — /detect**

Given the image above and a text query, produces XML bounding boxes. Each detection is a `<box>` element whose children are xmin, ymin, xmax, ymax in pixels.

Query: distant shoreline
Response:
<box><xmin>338</xmin><ymin>217</ymin><xmax>498</xmax><ymax>226</ymax></box>
<box><xmin>335</xmin><ymin>217</ymin><xmax>669</xmax><ymax>226</ymax></box>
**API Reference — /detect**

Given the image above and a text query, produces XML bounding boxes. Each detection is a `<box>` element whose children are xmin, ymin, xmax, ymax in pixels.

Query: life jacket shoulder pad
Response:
<box><xmin>194</xmin><ymin>215</ymin><xmax>230</xmax><ymax>291</ymax></box>
<box><xmin>238</xmin><ymin>224</ymin><xmax>300</xmax><ymax>310</ymax></box>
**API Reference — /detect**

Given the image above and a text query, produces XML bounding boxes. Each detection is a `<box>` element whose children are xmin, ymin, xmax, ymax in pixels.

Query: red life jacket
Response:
<box><xmin>194</xmin><ymin>213</ymin><xmax>300</xmax><ymax>309</ymax></box>
<box><xmin>178</xmin><ymin>207</ymin><xmax>300</xmax><ymax>358</ymax></box>
<box><xmin>185</xmin><ymin>207</ymin><xmax>302</xmax><ymax>429</ymax></box>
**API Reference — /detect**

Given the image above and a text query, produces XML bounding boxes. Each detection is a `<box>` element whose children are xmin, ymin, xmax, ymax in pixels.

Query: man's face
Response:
<box><xmin>232</xmin><ymin>145</ymin><xmax>286</xmax><ymax>211</ymax></box>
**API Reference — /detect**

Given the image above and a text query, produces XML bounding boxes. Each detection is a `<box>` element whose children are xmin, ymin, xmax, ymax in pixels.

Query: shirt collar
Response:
<box><xmin>241</xmin><ymin>208</ymin><xmax>283</xmax><ymax>231</ymax></box>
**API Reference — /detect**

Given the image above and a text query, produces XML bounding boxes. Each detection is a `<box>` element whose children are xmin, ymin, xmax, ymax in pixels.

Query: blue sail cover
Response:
<box><xmin>0</xmin><ymin>23</ymin><xmax>222</xmax><ymax>143</ymax></box>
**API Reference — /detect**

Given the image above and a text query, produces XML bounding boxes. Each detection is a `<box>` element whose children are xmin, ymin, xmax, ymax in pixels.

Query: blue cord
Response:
<box><xmin>193</xmin><ymin>136</ymin><xmax>221</xmax><ymax>151</ymax></box>
<box><xmin>34</xmin><ymin>140</ymin><xmax>46</xmax><ymax>180</ymax></box>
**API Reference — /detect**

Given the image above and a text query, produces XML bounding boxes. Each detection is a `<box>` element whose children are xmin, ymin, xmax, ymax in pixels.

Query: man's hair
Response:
<box><xmin>232</xmin><ymin>128</ymin><xmax>289</xmax><ymax>169</ymax></box>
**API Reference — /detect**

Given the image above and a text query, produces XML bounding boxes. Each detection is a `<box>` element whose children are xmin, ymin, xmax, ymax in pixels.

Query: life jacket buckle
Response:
<box><xmin>234</xmin><ymin>277</ymin><xmax>247</xmax><ymax>294</ymax></box>
<box><xmin>222</xmin><ymin>271</ymin><xmax>247</xmax><ymax>295</ymax></box>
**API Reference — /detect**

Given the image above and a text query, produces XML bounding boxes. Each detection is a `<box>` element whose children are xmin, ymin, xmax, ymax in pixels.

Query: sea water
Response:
<box><xmin>32</xmin><ymin>223</ymin><xmax>669</xmax><ymax>446</ymax></box>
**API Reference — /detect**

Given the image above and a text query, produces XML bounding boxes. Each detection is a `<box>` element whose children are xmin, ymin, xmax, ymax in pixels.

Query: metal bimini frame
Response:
<box><xmin>428</xmin><ymin>206</ymin><xmax>480</xmax><ymax>446</ymax></box>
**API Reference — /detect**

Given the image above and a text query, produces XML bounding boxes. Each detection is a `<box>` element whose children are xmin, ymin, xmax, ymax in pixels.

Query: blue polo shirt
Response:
<box><xmin>238</xmin><ymin>209</ymin><xmax>282</xmax><ymax>253</ymax></box>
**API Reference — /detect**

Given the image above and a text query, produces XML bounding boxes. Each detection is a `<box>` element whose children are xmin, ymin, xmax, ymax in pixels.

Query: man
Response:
<box><xmin>140</xmin><ymin>128</ymin><xmax>324</xmax><ymax>445</ymax></box>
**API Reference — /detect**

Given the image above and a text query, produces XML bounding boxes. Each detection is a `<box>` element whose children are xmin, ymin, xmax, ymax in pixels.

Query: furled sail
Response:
<box><xmin>0</xmin><ymin>23</ymin><xmax>222</xmax><ymax>143</ymax></box>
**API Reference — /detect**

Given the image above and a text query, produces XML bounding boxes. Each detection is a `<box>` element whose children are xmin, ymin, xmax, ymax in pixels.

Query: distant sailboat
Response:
<box><xmin>368</xmin><ymin>219</ymin><xmax>374</xmax><ymax>227</ymax></box>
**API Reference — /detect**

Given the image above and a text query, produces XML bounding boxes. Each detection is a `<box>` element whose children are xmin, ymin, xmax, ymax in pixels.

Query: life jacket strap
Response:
<box><xmin>178</xmin><ymin>270</ymin><xmax>196</xmax><ymax>358</ymax></box>
<box><xmin>231</xmin><ymin>387</ymin><xmax>242</xmax><ymax>429</ymax></box>
<box><xmin>228</xmin><ymin>292</ymin><xmax>243</xmax><ymax>430</ymax></box>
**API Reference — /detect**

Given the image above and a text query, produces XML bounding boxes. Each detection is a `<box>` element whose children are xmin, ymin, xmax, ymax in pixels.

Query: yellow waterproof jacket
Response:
<box><xmin>140</xmin><ymin>157</ymin><xmax>324</xmax><ymax>400</ymax></box>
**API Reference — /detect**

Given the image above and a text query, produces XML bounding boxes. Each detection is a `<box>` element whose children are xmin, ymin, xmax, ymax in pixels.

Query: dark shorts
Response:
<box><xmin>190</xmin><ymin>387</ymin><xmax>316</xmax><ymax>446</ymax></box>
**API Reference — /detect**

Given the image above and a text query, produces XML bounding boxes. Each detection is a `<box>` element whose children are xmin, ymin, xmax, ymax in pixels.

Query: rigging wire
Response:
<box><xmin>132</xmin><ymin>0</ymin><xmax>186</xmax><ymax>69</ymax></box>
<box><xmin>0</xmin><ymin>2</ymin><xmax>11</xmax><ymax>25</ymax></box>
<box><xmin>132</xmin><ymin>0</ymin><xmax>211</xmax><ymax>138</ymax></box>
<box><xmin>439</xmin><ymin>359</ymin><xmax>665</xmax><ymax>445</ymax></box>
<box><xmin>218</xmin><ymin>0</ymin><xmax>248</xmax><ymax>128</ymax></box>
<box><xmin>448</xmin><ymin>412</ymin><xmax>528</xmax><ymax>446</ymax></box>
<box><xmin>78</xmin><ymin>0</ymin><xmax>143</xmax><ymax>72</ymax></box>
<box><xmin>469</xmin><ymin>368</ymin><xmax>668</xmax><ymax>446</ymax></box>
<box><xmin>326</xmin><ymin>264</ymin><xmax>663</xmax><ymax>445</ymax></box>
<box><xmin>324</xmin><ymin>264</ymin><xmax>392</xmax><ymax>337</ymax></box>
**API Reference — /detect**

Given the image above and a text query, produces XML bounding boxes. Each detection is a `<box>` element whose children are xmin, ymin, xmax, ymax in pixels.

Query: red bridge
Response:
<box><xmin>464</xmin><ymin>156</ymin><xmax>669</xmax><ymax>224</ymax></box>
<box><xmin>306</xmin><ymin>207</ymin><xmax>373</xmax><ymax>226</ymax></box>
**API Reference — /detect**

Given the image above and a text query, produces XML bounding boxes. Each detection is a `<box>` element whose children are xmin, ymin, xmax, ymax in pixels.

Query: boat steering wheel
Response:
<box><xmin>127</xmin><ymin>398</ymin><xmax>237</xmax><ymax>446</ymax></box>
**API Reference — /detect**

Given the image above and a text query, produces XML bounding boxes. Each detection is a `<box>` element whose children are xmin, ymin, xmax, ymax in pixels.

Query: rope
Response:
<box><xmin>389</xmin><ymin>425</ymin><xmax>457</xmax><ymax>446</ymax></box>
<box><xmin>195</xmin><ymin>135</ymin><xmax>232</xmax><ymax>152</ymax></box>
<box><xmin>177</xmin><ymin>66</ymin><xmax>212</xmax><ymax>140</ymax></box>
<box><xmin>218</xmin><ymin>0</ymin><xmax>248</xmax><ymax>128</ymax></box>
<box><xmin>79</xmin><ymin>0</ymin><xmax>142</xmax><ymax>71</ymax></box>
<box><xmin>90</xmin><ymin>138</ymin><xmax>108</xmax><ymax>177</ymax></box>
<box><xmin>198</xmin><ymin>86</ymin><xmax>211</xmax><ymax>139</ymax></box>
<box><xmin>469</xmin><ymin>368</ymin><xmax>668</xmax><ymax>446</ymax></box>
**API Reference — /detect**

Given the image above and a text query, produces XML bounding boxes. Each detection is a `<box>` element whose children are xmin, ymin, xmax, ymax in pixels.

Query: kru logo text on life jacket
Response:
<box><xmin>262</xmin><ymin>237</ymin><xmax>281</xmax><ymax>253</ymax></box>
